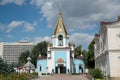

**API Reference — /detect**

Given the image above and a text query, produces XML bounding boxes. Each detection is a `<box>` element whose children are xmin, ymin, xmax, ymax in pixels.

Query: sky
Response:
<box><xmin>0</xmin><ymin>0</ymin><xmax>120</xmax><ymax>49</ymax></box>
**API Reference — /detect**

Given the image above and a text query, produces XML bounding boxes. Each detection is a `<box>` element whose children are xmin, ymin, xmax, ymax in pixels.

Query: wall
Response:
<box><xmin>109</xmin><ymin>51</ymin><xmax>120</xmax><ymax>77</ymax></box>
<box><xmin>36</xmin><ymin>59</ymin><xmax>47</xmax><ymax>75</ymax></box>
<box><xmin>0</xmin><ymin>43</ymin><xmax>3</xmax><ymax>58</ymax></box>
<box><xmin>107</xmin><ymin>26</ymin><xmax>120</xmax><ymax>50</ymax></box>
<box><xmin>54</xmin><ymin>51</ymin><xmax>67</xmax><ymax>66</ymax></box>
<box><xmin>74</xmin><ymin>59</ymin><xmax>85</xmax><ymax>73</ymax></box>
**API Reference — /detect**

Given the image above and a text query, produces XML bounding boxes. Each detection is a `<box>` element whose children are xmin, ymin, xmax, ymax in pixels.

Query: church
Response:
<box><xmin>36</xmin><ymin>9</ymin><xmax>85</xmax><ymax>75</ymax></box>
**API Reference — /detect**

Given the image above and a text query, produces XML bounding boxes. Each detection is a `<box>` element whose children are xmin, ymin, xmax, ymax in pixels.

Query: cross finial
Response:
<box><xmin>58</xmin><ymin>0</ymin><xmax>62</xmax><ymax>17</ymax></box>
<box><xmin>59</xmin><ymin>0</ymin><xmax>62</xmax><ymax>10</ymax></box>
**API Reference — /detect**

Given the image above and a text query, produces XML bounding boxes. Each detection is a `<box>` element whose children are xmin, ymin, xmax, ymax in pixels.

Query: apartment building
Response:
<box><xmin>0</xmin><ymin>41</ymin><xmax>34</xmax><ymax>64</ymax></box>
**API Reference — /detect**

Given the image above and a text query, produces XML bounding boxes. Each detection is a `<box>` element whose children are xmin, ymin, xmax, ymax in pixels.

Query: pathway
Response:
<box><xmin>32</xmin><ymin>74</ymin><xmax>89</xmax><ymax>80</ymax></box>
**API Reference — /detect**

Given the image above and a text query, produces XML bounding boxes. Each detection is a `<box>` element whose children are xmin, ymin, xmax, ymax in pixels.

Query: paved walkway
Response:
<box><xmin>32</xmin><ymin>75</ymin><xmax>89</xmax><ymax>80</ymax></box>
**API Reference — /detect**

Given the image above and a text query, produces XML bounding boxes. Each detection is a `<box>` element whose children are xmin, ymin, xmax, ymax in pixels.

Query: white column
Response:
<box><xmin>52</xmin><ymin>51</ymin><xmax>55</xmax><ymax>72</ymax></box>
<box><xmin>58</xmin><ymin>67</ymin><xmax>60</xmax><ymax>74</ymax></box>
<box><xmin>67</xmin><ymin>51</ymin><xmax>70</xmax><ymax>73</ymax></box>
<box><xmin>56</xmin><ymin>38</ymin><xmax>58</xmax><ymax>47</ymax></box>
<box><xmin>63</xmin><ymin>38</ymin><xmax>66</xmax><ymax>47</ymax></box>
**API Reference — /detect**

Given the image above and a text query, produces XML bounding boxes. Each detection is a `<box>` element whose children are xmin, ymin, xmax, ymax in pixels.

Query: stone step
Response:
<box><xmin>53</xmin><ymin>74</ymin><xmax>71</xmax><ymax>76</ymax></box>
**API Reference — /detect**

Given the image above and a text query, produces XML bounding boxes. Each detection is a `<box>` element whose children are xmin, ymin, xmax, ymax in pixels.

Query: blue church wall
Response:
<box><xmin>54</xmin><ymin>51</ymin><xmax>67</xmax><ymax>71</ymax></box>
<box><xmin>54</xmin><ymin>51</ymin><xmax>67</xmax><ymax>61</ymax></box>
<box><xmin>36</xmin><ymin>59</ymin><xmax>47</xmax><ymax>74</ymax></box>
<box><xmin>74</xmin><ymin>59</ymin><xmax>85</xmax><ymax>73</ymax></box>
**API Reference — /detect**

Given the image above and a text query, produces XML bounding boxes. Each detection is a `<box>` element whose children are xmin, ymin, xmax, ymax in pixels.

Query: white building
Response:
<box><xmin>0</xmin><ymin>41</ymin><xmax>34</xmax><ymax>64</ymax></box>
<box><xmin>94</xmin><ymin>16</ymin><xmax>120</xmax><ymax>79</ymax></box>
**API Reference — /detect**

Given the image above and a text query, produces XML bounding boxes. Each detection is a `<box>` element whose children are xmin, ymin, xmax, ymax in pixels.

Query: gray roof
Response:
<box><xmin>24</xmin><ymin>57</ymin><xmax>35</xmax><ymax>69</ymax></box>
<box><xmin>24</xmin><ymin>61</ymin><xmax>35</xmax><ymax>69</ymax></box>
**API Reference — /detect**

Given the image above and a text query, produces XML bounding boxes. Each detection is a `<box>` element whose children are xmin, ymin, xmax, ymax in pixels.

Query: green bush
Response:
<box><xmin>0</xmin><ymin>72</ymin><xmax>39</xmax><ymax>80</ymax></box>
<box><xmin>6</xmin><ymin>72</ymin><xmax>28</xmax><ymax>80</ymax></box>
<box><xmin>0</xmin><ymin>58</ymin><xmax>14</xmax><ymax>75</ymax></box>
<box><xmin>42</xmin><ymin>73</ymin><xmax>50</xmax><ymax>75</ymax></box>
<box><xmin>89</xmin><ymin>68</ymin><xmax>103</xmax><ymax>79</ymax></box>
<box><xmin>32</xmin><ymin>72</ymin><xmax>38</xmax><ymax>76</ymax></box>
<box><xmin>72</xmin><ymin>73</ymin><xmax>79</xmax><ymax>75</ymax></box>
<box><xmin>0</xmin><ymin>74</ymin><xmax>5</xmax><ymax>79</ymax></box>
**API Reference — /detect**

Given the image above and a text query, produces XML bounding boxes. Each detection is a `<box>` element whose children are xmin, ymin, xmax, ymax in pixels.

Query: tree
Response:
<box><xmin>31</xmin><ymin>41</ymin><xmax>48</xmax><ymax>67</ymax></box>
<box><xmin>86</xmin><ymin>39</ymin><xmax>95</xmax><ymax>68</ymax></box>
<box><xmin>19</xmin><ymin>41</ymin><xmax>48</xmax><ymax>67</ymax></box>
<box><xmin>74</xmin><ymin>45</ymin><xmax>89</xmax><ymax>68</ymax></box>
<box><xmin>89</xmin><ymin>68</ymin><xmax>103</xmax><ymax>79</ymax></box>
<box><xmin>19</xmin><ymin>50</ymin><xmax>30</xmax><ymax>65</ymax></box>
<box><xmin>0</xmin><ymin>58</ymin><xmax>14</xmax><ymax>75</ymax></box>
<box><xmin>74</xmin><ymin>45</ymin><xmax>82</xmax><ymax>57</ymax></box>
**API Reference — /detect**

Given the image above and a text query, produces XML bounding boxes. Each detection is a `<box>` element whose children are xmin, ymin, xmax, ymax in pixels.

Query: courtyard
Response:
<box><xmin>32</xmin><ymin>75</ymin><xmax>89</xmax><ymax>80</ymax></box>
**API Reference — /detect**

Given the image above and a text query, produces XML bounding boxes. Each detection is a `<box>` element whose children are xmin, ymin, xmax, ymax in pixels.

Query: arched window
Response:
<box><xmin>58</xmin><ymin>35</ymin><xmax>63</xmax><ymax>46</ymax></box>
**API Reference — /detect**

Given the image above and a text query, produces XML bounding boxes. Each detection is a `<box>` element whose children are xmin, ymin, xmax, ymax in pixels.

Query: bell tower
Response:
<box><xmin>52</xmin><ymin>9</ymin><xmax>69</xmax><ymax>47</ymax></box>
<box><xmin>46</xmin><ymin>8</ymin><xmax>75</xmax><ymax>74</ymax></box>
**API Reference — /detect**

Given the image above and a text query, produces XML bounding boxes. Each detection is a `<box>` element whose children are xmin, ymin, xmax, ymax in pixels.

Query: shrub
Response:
<box><xmin>89</xmin><ymin>68</ymin><xmax>103</xmax><ymax>79</ymax></box>
<box><xmin>32</xmin><ymin>72</ymin><xmax>38</xmax><ymax>76</ymax></box>
<box><xmin>42</xmin><ymin>73</ymin><xmax>50</xmax><ymax>75</ymax></box>
<box><xmin>72</xmin><ymin>73</ymin><xmax>79</xmax><ymax>75</ymax></box>
<box><xmin>0</xmin><ymin>74</ymin><xmax>5</xmax><ymax>79</ymax></box>
<box><xmin>0</xmin><ymin>72</ymin><xmax>39</xmax><ymax>80</ymax></box>
<box><xmin>6</xmin><ymin>72</ymin><xmax>28</xmax><ymax>80</ymax></box>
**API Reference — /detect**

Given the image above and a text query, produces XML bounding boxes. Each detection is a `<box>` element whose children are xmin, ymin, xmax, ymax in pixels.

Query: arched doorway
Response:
<box><xmin>79</xmin><ymin>64</ymin><xmax>83</xmax><ymax>73</ymax></box>
<box><xmin>55</xmin><ymin>58</ymin><xmax>66</xmax><ymax>74</ymax></box>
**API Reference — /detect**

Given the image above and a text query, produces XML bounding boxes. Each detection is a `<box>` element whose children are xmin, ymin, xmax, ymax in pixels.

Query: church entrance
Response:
<box><xmin>79</xmin><ymin>65</ymin><xmax>83</xmax><ymax>73</ymax></box>
<box><xmin>55</xmin><ymin>64</ymin><xmax>66</xmax><ymax>74</ymax></box>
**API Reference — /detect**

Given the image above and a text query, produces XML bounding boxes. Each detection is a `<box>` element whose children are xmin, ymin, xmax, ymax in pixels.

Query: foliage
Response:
<box><xmin>42</xmin><ymin>73</ymin><xmax>50</xmax><ymax>75</ymax></box>
<box><xmin>0</xmin><ymin>74</ymin><xmax>4</xmax><ymax>79</ymax></box>
<box><xmin>31</xmin><ymin>41</ymin><xmax>48</xmax><ymax>67</ymax></box>
<box><xmin>89</xmin><ymin>68</ymin><xmax>103</xmax><ymax>79</ymax></box>
<box><xmin>72</xmin><ymin>73</ymin><xmax>80</xmax><ymax>75</ymax></box>
<box><xmin>19</xmin><ymin>41</ymin><xmax>48</xmax><ymax>67</ymax></box>
<box><xmin>0</xmin><ymin>72</ymin><xmax>38</xmax><ymax>80</ymax></box>
<box><xmin>74</xmin><ymin>45</ymin><xmax>82</xmax><ymax>57</ymax></box>
<box><xmin>74</xmin><ymin>39</ymin><xmax>95</xmax><ymax>69</ymax></box>
<box><xmin>31</xmin><ymin>72</ymin><xmax>38</xmax><ymax>76</ymax></box>
<box><xmin>19</xmin><ymin>50</ymin><xmax>30</xmax><ymax>65</ymax></box>
<box><xmin>74</xmin><ymin>45</ymin><xmax>88</xmax><ymax>68</ymax></box>
<box><xmin>86</xmin><ymin>39</ymin><xmax>95</xmax><ymax>68</ymax></box>
<box><xmin>5</xmin><ymin>72</ymin><xmax>28</xmax><ymax>80</ymax></box>
<box><xmin>0</xmin><ymin>58</ymin><xmax>14</xmax><ymax>75</ymax></box>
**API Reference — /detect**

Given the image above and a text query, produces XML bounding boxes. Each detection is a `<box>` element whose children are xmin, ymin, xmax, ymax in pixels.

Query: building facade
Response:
<box><xmin>94</xmin><ymin>17</ymin><xmax>120</xmax><ymax>79</ymax></box>
<box><xmin>36</xmin><ymin>9</ymin><xmax>85</xmax><ymax>75</ymax></box>
<box><xmin>0</xmin><ymin>41</ymin><xmax>34</xmax><ymax>64</ymax></box>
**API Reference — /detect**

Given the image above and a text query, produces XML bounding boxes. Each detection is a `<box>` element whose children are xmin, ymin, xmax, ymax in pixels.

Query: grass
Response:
<box><xmin>95</xmin><ymin>78</ymin><xmax>104</xmax><ymax>80</ymax></box>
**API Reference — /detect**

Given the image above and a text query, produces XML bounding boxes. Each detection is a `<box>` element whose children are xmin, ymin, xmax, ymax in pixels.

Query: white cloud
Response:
<box><xmin>33</xmin><ymin>36</ymin><xmax>50</xmax><ymax>44</ymax></box>
<box><xmin>6</xmin><ymin>21</ymin><xmax>36</xmax><ymax>32</ymax></box>
<box><xmin>0</xmin><ymin>25</ymin><xmax>4</xmax><ymax>32</ymax></box>
<box><xmin>70</xmin><ymin>33</ymin><xmax>94</xmax><ymax>49</ymax></box>
<box><xmin>7</xmin><ymin>21</ymin><xmax>24</xmax><ymax>32</ymax></box>
<box><xmin>30</xmin><ymin>0</ymin><xmax>46</xmax><ymax>7</ymax></box>
<box><xmin>24</xmin><ymin>22</ymin><xmax>37</xmax><ymax>32</ymax></box>
<box><xmin>30</xmin><ymin>0</ymin><xmax>120</xmax><ymax>31</ymax></box>
<box><xmin>0</xmin><ymin>0</ymin><xmax>25</xmax><ymax>5</ymax></box>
